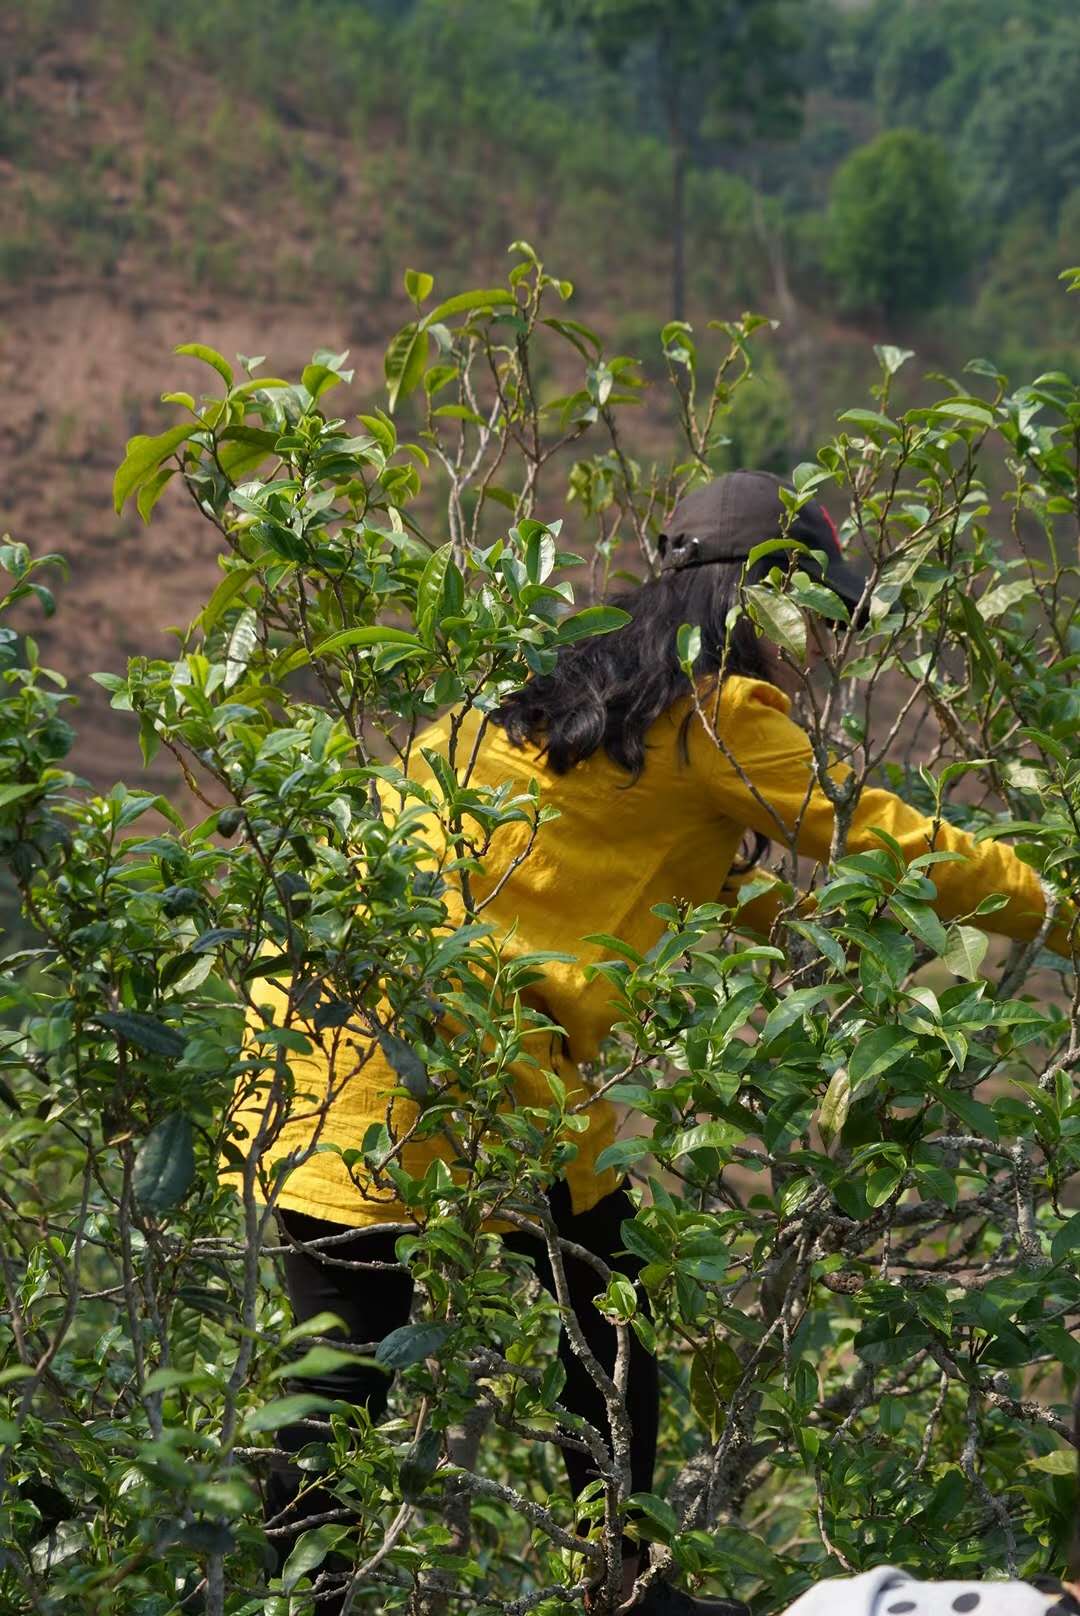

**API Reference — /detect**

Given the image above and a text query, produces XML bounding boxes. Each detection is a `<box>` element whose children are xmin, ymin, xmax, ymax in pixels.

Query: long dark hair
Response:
<box><xmin>495</xmin><ymin>558</ymin><xmax>775</xmax><ymax>774</ymax></box>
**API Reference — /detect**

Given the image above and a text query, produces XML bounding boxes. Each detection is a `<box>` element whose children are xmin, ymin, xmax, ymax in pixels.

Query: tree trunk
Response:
<box><xmin>670</xmin><ymin>106</ymin><xmax>687</xmax><ymax>322</ymax></box>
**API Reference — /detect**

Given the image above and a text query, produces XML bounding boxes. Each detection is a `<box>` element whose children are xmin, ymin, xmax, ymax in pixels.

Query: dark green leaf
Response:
<box><xmin>849</xmin><ymin>1026</ymin><xmax>918</xmax><ymax>1088</ymax></box>
<box><xmin>95</xmin><ymin>1012</ymin><xmax>187</xmax><ymax>1058</ymax></box>
<box><xmin>375</xmin><ymin>1322</ymin><xmax>450</xmax><ymax>1369</ymax></box>
<box><xmin>133</xmin><ymin>1115</ymin><xmax>195</xmax><ymax>1212</ymax></box>
<box><xmin>378</xmin><ymin>1032</ymin><xmax>430</xmax><ymax>1100</ymax></box>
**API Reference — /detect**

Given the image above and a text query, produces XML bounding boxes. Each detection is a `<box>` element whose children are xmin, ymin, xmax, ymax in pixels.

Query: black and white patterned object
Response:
<box><xmin>780</xmin><ymin>1567</ymin><xmax>1080</xmax><ymax>1615</ymax></box>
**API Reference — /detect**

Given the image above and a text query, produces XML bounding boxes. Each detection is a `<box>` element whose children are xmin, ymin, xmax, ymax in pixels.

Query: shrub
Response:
<box><xmin>1</xmin><ymin>254</ymin><xmax>1080</xmax><ymax>1615</ymax></box>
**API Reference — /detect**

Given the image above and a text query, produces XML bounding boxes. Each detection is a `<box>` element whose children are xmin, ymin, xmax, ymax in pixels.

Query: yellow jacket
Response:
<box><xmin>232</xmin><ymin>676</ymin><xmax>1070</xmax><ymax>1227</ymax></box>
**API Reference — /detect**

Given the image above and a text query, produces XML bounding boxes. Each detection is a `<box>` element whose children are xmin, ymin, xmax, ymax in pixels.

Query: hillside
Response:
<box><xmin>1</xmin><ymin>0</ymin><xmax>1077</xmax><ymax>786</ymax></box>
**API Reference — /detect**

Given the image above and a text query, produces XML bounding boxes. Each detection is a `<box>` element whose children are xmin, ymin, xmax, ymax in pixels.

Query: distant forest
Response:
<box><xmin>4</xmin><ymin>0</ymin><xmax>1078</xmax><ymax>386</ymax></box>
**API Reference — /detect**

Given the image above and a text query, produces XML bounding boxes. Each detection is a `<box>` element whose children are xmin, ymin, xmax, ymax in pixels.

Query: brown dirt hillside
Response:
<box><xmin>0</xmin><ymin>7</ymin><xmax>887</xmax><ymax>792</ymax></box>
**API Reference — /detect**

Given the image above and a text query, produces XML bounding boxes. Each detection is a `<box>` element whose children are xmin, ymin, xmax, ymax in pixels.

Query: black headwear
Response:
<box><xmin>659</xmin><ymin>470</ymin><xmax>868</xmax><ymax>620</ymax></box>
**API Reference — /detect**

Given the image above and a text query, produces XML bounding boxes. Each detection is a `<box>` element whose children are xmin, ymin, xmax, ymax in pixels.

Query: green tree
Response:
<box><xmin>825</xmin><ymin>128</ymin><xmax>967</xmax><ymax>319</ymax></box>
<box><xmin>958</xmin><ymin>21</ymin><xmax>1080</xmax><ymax>236</ymax></box>
<box><xmin>539</xmin><ymin>0</ymin><xmax>803</xmax><ymax>320</ymax></box>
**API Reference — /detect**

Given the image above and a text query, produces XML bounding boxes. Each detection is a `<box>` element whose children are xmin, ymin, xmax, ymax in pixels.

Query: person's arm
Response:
<box><xmin>698</xmin><ymin>677</ymin><xmax>1074</xmax><ymax>959</ymax></box>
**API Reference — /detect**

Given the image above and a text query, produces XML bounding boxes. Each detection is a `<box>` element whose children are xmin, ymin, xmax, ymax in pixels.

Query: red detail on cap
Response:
<box><xmin>819</xmin><ymin>505</ymin><xmax>841</xmax><ymax>548</ymax></box>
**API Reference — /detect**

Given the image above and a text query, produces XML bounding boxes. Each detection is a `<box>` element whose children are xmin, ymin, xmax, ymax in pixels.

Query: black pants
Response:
<box><xmin>266</xmin><ymin>1181</ymin><xmax>659</xmax><ymax>1590</ymax></box>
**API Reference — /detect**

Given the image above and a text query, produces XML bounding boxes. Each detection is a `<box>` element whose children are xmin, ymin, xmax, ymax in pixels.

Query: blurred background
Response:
<box><xmin>0</xmin><ymin>0</ymin><xmax>1077</xmax><ymax>785</ymax></box>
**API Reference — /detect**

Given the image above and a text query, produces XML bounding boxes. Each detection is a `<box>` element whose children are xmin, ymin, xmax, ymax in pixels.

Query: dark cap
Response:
<box><xmin>659</xmin><ymin>470</ymin><xmax>867</xmax><ymax>617</ymax></box>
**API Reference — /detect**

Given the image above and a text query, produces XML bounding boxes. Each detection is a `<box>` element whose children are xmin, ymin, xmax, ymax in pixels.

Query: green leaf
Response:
<box><xmin>1027</xmin><ymin>1449</ymin><xmax>1076</xmax><ymax>1475</ymax></box>
<box><xmin>432</xmin><ymin>403</ymin><xmax>485</xmax><ymax>424</ymax></box>
<box><xmin>837</xmin><ymin>408</ymin><xmax>901</xmax><ymax>439</ymax></box>
<box><xmin>139</xmin><ymin>714</ymin><xmax>160</xmax><ymax>768</ymax></box>
<box><xmin>132</xmin><ymin>1114</ymin><xmax>195</xmax><ymax>1212</ymax></box>
<box><xmin>942</xmin><ymin>925</ymin><xmax>989</xmax><ymax>980</ymax></box>
<box><xmin>217</xmin><ymin>425</ymin><xmax>280</xmax><ymax>480</ymax></box>
<box><xmin>143</xmin><ymin>1366</ymin><xmax>217</xmax><ymax>1393</ymax></box>
<box><xmin>424</xmin><ymin>288</ymin><xmax>515</xmax><ymax>324</ymax></box>
<box><xmin>594</xmin><ymin>1137</ymin><xmax>652</xmax><ymax>1175</ymax></box>
<box><xmin>626</xmin><ymin>1491</ymin><xmax>679</xmax><ymax>1543</ymax></box>
<box><xmin>174</xmin><ymin>342</ymin><xmax>234</xmax><ymax>387</ymax></box>
<box><xmin>874</xmin><ymin>345</ymin><xmax>914</xmax><ymax>377</ymax></box>
<box><xmin>404</xmin><ymin>267</ymin><xmax>434</xmax><ymax>306</ymax></box>
<box><xmin>375</xmin><ymin>1322</ymin><xmax>450</xmax><ymax>1369</ymax></box>
<box><xmin>670</xmin><ymin>1121</ymin><xmax>734</xmax><ymax>1157</ymax></box>
<box><xmin>416</xmin><ymin>543</ymin><xmax>453</xmax><ymax>643</ymax></box>
<box><xmin>817</xmin><ymin>1067</ymin><xmax>851</xmax><ymax>1145</ymax></box>
<box><xmin>689</xmin><ymin>1340</ymin><xmax>743</xmax><ymax>1439</ymax></box>
<box><xmin>272</xmin><ymin>1346</ymin><xmax>380</xmax><ymax>1381</ymax></box>
<box><xmin>314</xmin><ymin>626</ymin><xmax>423</xmax><ymax>657</ymax></box>
<box><xmin>848</xmin><ymin>1026</ymin><xmax>918</xmax><ymax>1088</ymax></box>
<box><xmin>889</xmin><ymin>895</ymin><xmax>948</xmax><ymax>956</ymax></box>
<box><xmin>676</xmin><ymin>622</ymin><xmax>702</xmax><ymax>672</ymax></box>
<box><xmin>197</xmin><ymin>566</ymin><xmax>256</xmax><ymax>633</ymax></box>
<box><xmin>933</xmin><ymin>399</ymin><xmax>994</xmax><ymax>429</ymax></box>
<box><xmin>399</xmin><ymin>1426</ymin><xmax>442</xmax><ymax>1499</ymax></box>
<box><xmin>281</xmin><ymin>1526</ymin><xmax>347</xmax><ymax>1593</ymax></box>
<box><xmin>385</xmin><ymin>321</ymin><xmax>428</xmax><ymax>412</ymax></box>
<box><xmin>1051</xmin><ymin>1213</ymin><xmax>1080</xmax><ymax>1265</ymax></box>
<box><xmin>0</xmin><ymin>1365</ymin><xmax>35</xmax><ymax>1386</ymax></box>
<box><xmin>113</xmin><ymin>425</ymin><xmax>193</xmax><ymax>514</ymax></box>
<box><xmin>301</xmin><ymin>357</ymin><xmax>352</xmax><ymax>401</ymax></box>
<box><xmin>0</xmin><ymin>782</ymin><xmax>41</xmax><ymax>810</ymax></box>
<box><xmin>136</xmin><ymin>466</ymin><xmax>175</xmax><ymax>524</ymax></box>
<box><xmin>224</xmin><ymin>607</ymin><xmax>258</xmax><ymax>691</ymax></box>
<box><xmin>243</xmin><ymin>1394</ymin><xmax>334</xmax><ymax>1434</ymax></box>
<box><xmin>744</xmin><ymin>584</ymin><xmax>806</xmax><ymax>661</ymax></box>
<box><xmin>555</xmin><ymin>605</ymin><xmax>631</xmax><ymax>645</ymax></box>
<box><xmin>977</xmin><ymin>579</ymin><xmax>1035</xmax><ymax>621</ymax></box>
<box><xmin>95</xmin><ymin>1011</ymin><xmax>187</xmax><ymax>1058</ymax></box>
<box><xmin>378</xmin><ymin>1032</ymin><xmax>430</xmax><ymax>1100</ymax></box>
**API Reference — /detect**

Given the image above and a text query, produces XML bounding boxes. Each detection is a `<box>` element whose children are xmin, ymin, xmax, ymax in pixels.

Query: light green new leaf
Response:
<box><xmin>314</xmin><ymin>626</ymin><xmax>423</xmax><ymax>657</ymax></box>
<box><xmin>404</xmin><ymin>267</ymin><xmax>434</xmax><ymax>305</ymax></box>
<box><xmin>424</xmin><ymin>288</ymin><xmax>515</xmax><ymax>323</ymax></box>
<box><xmin>174</xmin><ymin>342</ymin><xmax>234</xmax><ymax>388</ymax></box>
<box><xmin>136</xmin><ymin>466</ymin><xmax>175</xmax><ymax>524</ymax></box>
<box><xmin>113</xmin><ymin>425</ymin><xmax>194</xmax><ymax>514</ymax></box>
<box><xmin>1027</xmin><ymin>1450</ymin><xmax>1076</xmax><ymax>1475</ymax></box>
<box><xmin>817</xmin><ymin>1067</ymin><xmax>851</xmax><ymax>1145</ymax></box>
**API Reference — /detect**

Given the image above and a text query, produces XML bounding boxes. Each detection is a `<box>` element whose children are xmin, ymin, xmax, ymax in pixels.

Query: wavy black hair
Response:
<box><xmin>495</xmin><ymin>559</ymin><xmax>778</xmax><ymax>864</ymax></box>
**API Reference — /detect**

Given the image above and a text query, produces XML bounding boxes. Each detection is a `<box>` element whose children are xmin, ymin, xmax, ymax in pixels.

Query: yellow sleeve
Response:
<box><xmin>698</xmin><ymin>678</ymin><xmax>1073</xmax><ymax>959</ymax></box>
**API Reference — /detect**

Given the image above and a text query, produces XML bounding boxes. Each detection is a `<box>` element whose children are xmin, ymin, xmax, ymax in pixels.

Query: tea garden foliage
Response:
<box><xmin>2</xmin><ymin>249</ymin><xmax>1080</xmax><ymax>1613</ymax></box>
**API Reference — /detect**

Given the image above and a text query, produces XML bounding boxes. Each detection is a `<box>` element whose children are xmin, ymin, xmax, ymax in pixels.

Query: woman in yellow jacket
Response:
<box><xmin>255</xmin><ymin>471</ymin><xmax>1070</xmax><ymax>1616</ymax></box>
